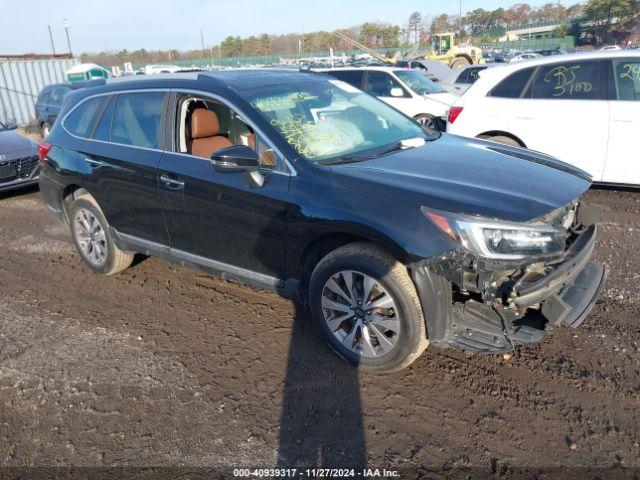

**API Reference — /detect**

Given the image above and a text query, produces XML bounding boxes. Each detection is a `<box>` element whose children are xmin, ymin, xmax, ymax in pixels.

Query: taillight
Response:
<box><xmin>38</xmin><ymin>140</ymin><xmax>52</xmax><ymax>163</ymax></box>
<box><xmin>447</xmin><ymin>106</ymin><xmax>463</xmax><ymax>124</ymax></box>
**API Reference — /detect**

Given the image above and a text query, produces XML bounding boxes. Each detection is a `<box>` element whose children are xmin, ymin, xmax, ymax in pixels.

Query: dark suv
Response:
<box><xmin>35</xmin><ymin>81</ymin><xmax>101</xmax><ymax>138</ymax></box>
<box><xmin>39</xmin><ymin>70</ymin><xmax>606</xmax><ymax>372</ymax></box>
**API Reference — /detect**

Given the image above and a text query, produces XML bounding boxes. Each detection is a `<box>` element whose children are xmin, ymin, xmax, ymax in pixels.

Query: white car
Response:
<box><xmin>447</xmin><ymin>51</ymin><xmax>640</xmax><ymax>186</ymax></box>
<box><xmin>321</xmin><ymin>67</ymin><xmax>458</xmax><ymax>130</ymax></box>
<box><xmin>440</xmin><ymin>64</ymin><xmax>493</xmax><ymax>94</ymax></box>
<box><xmin>510</xmin><ymin>53</ymin><xmax>542</xmax><ymax>62</ymax></box>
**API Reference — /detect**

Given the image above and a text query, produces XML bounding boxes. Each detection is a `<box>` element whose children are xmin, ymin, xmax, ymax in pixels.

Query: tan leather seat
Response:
<box><xmin>190</xmin><ymin>109</ymin><xmax>233</xmax><ymax>158</ymax></box>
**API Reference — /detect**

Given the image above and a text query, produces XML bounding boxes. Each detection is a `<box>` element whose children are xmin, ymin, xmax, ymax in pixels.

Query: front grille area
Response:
<box><xmin>0</xmin><ymin>155</ymin><xmax>38</xmax><ymax>184</ymax></box>
<box><xmin>17</xmin><ymin>156</ymin><xmax>39</xmax><ymax>178</ymax></box>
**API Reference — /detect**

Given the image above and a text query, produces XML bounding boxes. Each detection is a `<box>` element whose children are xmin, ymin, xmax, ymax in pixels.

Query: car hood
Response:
<box><xmin>330</xmin><ymin>134</ymin><xmax>591</xmax><ymax>223</ymax></box>
<box><xmin>0</xmin><ymin>130</ymin><xmax>37</xmax><ymax>158</ymax></box>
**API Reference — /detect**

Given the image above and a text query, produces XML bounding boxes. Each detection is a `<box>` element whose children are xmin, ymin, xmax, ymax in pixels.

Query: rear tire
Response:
<box><xmin>480</xmin><ymin>134</ymin><xmax>523</xmax><ymax>147</ymax></box>
<box><xmin>69</xmin><ymin>194</ymin><xmax>134</xmax><ymax>275</ymax></box>
<box><xmin>414</xmin><ymin>113</ymin><xmax>439</xmax><ymax>131</ymax></box>
<box><xmin>309</xmin><ymin>242</ymin><xmax>428</xmax><ymax>372</ymax></box>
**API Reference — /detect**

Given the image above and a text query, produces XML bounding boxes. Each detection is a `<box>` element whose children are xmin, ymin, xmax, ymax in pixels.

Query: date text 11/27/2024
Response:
<box><xmin>233</xmin><ymin>468</ymin><xmax>400</xmax><ymax>477</ymax></box>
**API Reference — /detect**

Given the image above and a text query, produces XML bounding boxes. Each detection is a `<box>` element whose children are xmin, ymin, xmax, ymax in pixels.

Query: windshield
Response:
<box><xmin>0</xmin><ymin>121</ymin><xmax>6</xmax><ymax>131</ymax></box>
<box><xmin>243</xmin><ymin>77</ymin><xmax>431</xmax><ymax>163</ymax></box>
<box><xmin>395</xmin><ymin>70</ymin><xmax>445</xmax><ymax>94</ymax></box>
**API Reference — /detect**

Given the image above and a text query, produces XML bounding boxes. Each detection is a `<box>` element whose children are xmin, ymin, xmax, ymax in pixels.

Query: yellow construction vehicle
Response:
<box><xmin>426</xmin><ymin>32</ymin><xmax>484</xmax><ymax>68</ymax></box>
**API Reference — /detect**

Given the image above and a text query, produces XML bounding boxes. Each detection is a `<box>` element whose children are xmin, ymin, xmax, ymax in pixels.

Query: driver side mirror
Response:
<box><xmin>211</xmin><ymin>145</ymin><xmax>259</xmax><ymax>173</ymax></box>
<box><xmin>5</xmin><ymin>121</ymin><xmax>18</xmax><ymax>130</ymax></box>
<box><xmin>390</xmin><ymin>87</ymin><xmax>404</xmax><ymax>98</ymax></box>
<box><xmin>211</xmin><ymin>145</ymin><xmax>265</xmax><ymax>188</ymax></box>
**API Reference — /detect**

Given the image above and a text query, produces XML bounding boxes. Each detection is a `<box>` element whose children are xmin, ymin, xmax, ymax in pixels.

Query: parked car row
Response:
<box><xmin>447</xmin><ymin>50</ymin><xmax>640</xmax><ymax>186</ymax></box>
<box><xmin>35</xmin><ymin>68</ymin><xmax>607</xmax><ymax>372</ymax></box>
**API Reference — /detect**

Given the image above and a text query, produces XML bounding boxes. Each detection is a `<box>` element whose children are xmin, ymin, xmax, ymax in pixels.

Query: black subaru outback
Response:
<box><xmin>38</xmin><ymin>70</ymin><xmax>606</xmax><ymax>372</ymax></box>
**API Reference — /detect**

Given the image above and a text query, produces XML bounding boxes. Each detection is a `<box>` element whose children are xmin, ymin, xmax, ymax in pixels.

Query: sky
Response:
<box><xmin>2</xmin><ymin>0</ymin><xmax>568</xmax><ymax>55</ymax></box>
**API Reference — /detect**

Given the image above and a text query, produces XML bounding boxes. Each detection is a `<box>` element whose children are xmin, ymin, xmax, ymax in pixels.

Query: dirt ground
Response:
<box><xmin>0</xmin><ymin>184</ymin><xmax>638</xmax><ymax>479</ymax></box>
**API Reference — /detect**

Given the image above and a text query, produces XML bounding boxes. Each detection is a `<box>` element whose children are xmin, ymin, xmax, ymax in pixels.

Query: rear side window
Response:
<box><xmin>64</xmin><ymin>97</ymin><xmax>105</xmax><ymax>138</ymax></box>
<box><xmin>49</xmin><ymin>87</ymin><xmax>70</xmax><ymax>106</ymax></box>
<box><xmin>489</xmin><ymin>67</ymin><xmax>535</xmax><ymax>98</ymax></box>
<box><xmin>460</xmin><ymin>67</ymin><xmax>486</xmax><ymax>84</ymax></box>
<box><xmin>37</xmin><ymin>88</ymin><xmax>51</xmax><ymax>105</ymax></box>
<box><xmin>528</xmin><ymin>61</ymin><xmax>602</xmax><ymax>100</ymax></box>
<box><xmin>111</xmin><ymin>92</ymin><xmax>164</xmax><ymax>149</ymax></box>
<box><xmin>327</xmin><ymin>70</ymin><xmax>365</xmax><ymax>89</ymax></box>
<box><xmin>612</xmin><ymin>59</ymin><xmax>640</xmax><ymax>101</ymax></box>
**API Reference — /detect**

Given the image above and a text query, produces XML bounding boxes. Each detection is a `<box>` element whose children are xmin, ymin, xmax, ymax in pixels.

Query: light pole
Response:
<box><xmin>63</xmin><ymin>18</ymin><xmax>72</xmax><ymax>56</ymax></box>
<box><xmin>48</xmin><ymin>25</ymin><xmax>56</xmax><ymax>55</ymax></box>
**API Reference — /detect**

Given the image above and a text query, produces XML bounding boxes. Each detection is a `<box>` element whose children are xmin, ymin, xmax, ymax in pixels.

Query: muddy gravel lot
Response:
<box><xmin>0</xmin><ymin>186</ymin><xmax>638</xmax><ymax>479</ymax></box>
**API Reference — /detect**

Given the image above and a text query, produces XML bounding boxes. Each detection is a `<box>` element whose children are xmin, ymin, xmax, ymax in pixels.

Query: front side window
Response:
<box><xmin>364</xmin><ymin>71</ymin><xmax>407</xmax><ymax>97</ymax></box>
<box><xmin>395</xmin><ymin>70</ymin><xmax>445</xmax><ymax>94</ymax></box>
<box><xmin>175</xmin><ymin>95</ymin><xmax>284</xmax><ymax>171</ymax></box>
<box><xmin>111</xmin><ymin>92</ymin><xmax>164</xmax><ymax>149</ymax></box>
<box><xmin>528</xmin><ymin>61</ymin><xmax>602</xmax><ymax>100</ymax></box>
<box><xmin>64</xmin><ymin>96</ymin><xmax>105</xmax><ymax>138</ymax></box>
<box><xmin>612</xmin><ymin>59</ymin><xmax>640</xmax><ymax>101</ymax></box>
<box><xmin>243</xmin><ymin>78</ymin><xmax>428</xmax><ymax>162</ymax></box>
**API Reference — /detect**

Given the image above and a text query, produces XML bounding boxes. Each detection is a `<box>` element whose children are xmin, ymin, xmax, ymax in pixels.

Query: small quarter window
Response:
<box><xmin>488</xmin><ymin>67</ymin><xmax>535</xmax><ymax>98</ymax></box>
<box><xmin>64</xmin><ymin>97</ymin><xmax>104</xmax><ymax>138</ymax></box>
<box><xmin>111</xmin><ymin>92</ymin><xmax>164</xmax><ymax>149</ymax></box>
<box><xmin>93</xmin><ymin>97</ymin><xmax>115</xmax><ymax>141</ymax></box>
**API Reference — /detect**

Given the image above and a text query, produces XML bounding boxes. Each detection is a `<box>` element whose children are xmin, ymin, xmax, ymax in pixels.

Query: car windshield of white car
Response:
<box><xmin>244</xmin><ymin>78</ymin><xmax>428</xmax><ymax>163</ymax></box>
<box><xmin>395</xmin><ymin>70</ymin><xmax>445</xmax><ymax>95</ymax></box>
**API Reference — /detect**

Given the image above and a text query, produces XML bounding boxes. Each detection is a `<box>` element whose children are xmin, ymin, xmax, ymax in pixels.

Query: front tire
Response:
<box><xmin>309</xmin><ymin>242</ymin><xmax>428</xmax><ymax>372</ymax></box>
<box><xmin>69</xmin><ymin>194</ymin><xmax>134</xmax><ymax>275</ymax></box>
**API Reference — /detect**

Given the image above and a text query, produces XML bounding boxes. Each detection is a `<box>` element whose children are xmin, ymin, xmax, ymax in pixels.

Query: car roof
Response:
<box><xmin>318</xmin><ymin>66</ymin><xmax>402</xmax><ymax>73</ymax></box>
<box><xmin>101</xmin><ymin>68</ymin><xmax>329</xmax><ymax>91</ymax></box>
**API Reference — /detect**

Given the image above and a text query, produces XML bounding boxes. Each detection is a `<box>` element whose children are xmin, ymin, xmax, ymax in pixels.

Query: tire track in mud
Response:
<box><xmin>0</xmin><ymin>188</ymin><xmax>639</xmax><ymax>472</ymax></box>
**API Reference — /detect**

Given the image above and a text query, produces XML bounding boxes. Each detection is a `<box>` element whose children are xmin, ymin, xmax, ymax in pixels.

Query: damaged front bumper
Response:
<box><xmin>412</xmin><ymin>208</ymin><xmax>607</xmax><ymax>353</ymax></box>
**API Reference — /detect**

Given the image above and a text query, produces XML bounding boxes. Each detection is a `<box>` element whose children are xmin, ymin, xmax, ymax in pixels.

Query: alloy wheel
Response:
<box><xmin>74</xmin><ymin>208</ymin><xmax>108</xmax><ymax>267</ymax></box>
<box><xmin>321</xmin><ymin>270</ymin><xmax>400</xmax><ymax>358</ymax></box>
<box><xmin>417</xmin><ymin>115</ymin><xmax>436</xmax><ymax>130</ymax></box>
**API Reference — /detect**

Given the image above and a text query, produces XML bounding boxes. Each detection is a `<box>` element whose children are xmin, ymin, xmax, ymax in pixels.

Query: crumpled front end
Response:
<box><xmin>412</xmin><ymin>202</ymin><xmax>607</xmax><ymax>353</ymax></box>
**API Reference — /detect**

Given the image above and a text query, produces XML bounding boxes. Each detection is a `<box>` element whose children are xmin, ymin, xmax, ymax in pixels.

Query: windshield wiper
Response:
<box><xmin>324</xmin><ymin>138</ymin><xmax>426</xmax><ymax>165</ymax></box>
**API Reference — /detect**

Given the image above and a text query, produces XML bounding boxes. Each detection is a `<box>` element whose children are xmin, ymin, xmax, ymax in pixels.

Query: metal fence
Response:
<box><xmin>0</xmin><ymin>58</ymin><xmax>79</xmax><ymax>125</ymax></box>
<box><xmin>477</xmin><ymin>36</ymin><xmax>575</xmax><ymax>51</ymax></box>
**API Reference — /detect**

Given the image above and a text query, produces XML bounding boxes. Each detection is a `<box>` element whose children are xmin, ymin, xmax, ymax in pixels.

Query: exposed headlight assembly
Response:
<box><xmin>422</xmin><ymin>207</ymin><xmax>566</xmax><ymax>260</ymax></box>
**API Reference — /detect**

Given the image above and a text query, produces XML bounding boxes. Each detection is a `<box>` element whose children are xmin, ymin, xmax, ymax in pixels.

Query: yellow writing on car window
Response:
<box><xmin>543</xmin><ymin>65</ymin><xmax>593</xmax><ymax>97</ymax></box>
<box><xmin>620</xmin><ymin>63</ymin><xmax>640</xmax><ymax>81</ymax></box>
<box><xmin>251</xmin><ymin>92</ymin><xmax>318</xmax><ymax>111</ymax></box>
<box><xmin>270</xmin><ymin>114</ymin><xmax>337</xmax><ymax>158</ymax></box>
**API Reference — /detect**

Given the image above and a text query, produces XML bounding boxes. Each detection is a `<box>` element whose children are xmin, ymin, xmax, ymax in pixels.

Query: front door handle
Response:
<box><xmin>160</xmin><ymin>174</ymin><xmax>185</xmax><ymax>190</ymax></box>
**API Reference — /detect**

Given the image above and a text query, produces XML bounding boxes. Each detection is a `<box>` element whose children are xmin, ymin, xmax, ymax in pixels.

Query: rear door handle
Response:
<box><xmin>160</xmin><ymin>174</ymin><xmax>185</xmax><ymax>190</ymax></box>
<box><xmin>84</xmin><ymin>157</ymin><xmax>103</xmax><ymax>168</ymax></box>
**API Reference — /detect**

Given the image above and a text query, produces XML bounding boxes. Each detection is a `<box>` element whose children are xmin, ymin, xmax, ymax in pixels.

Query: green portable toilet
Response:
<box><xmin>65</xmin><ymin>63</ymin><xmax>110</xmax><ymax>83</ymax></box>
